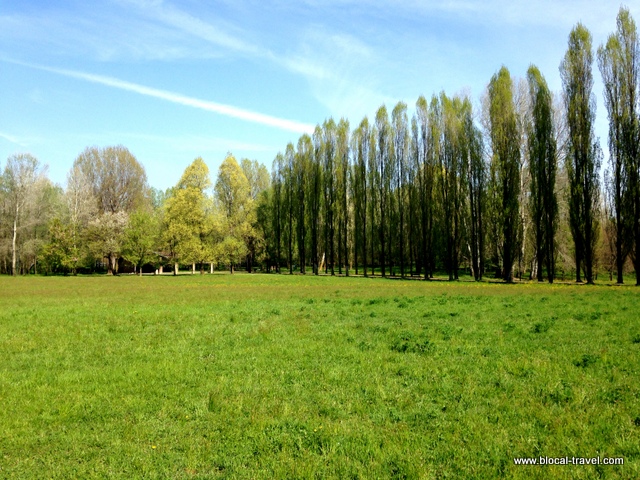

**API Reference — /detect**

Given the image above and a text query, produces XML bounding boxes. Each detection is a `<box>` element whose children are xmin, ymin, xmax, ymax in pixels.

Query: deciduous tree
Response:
<box><xmin>561</xmin><ymin>23</ymin><xmax>601</xmax><ymax>284</ymax></box>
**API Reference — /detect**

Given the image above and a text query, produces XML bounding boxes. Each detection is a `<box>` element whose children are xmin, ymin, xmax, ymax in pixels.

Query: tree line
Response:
<box><xmin>1</xmin><ymin>9</ymin><xmax>638</xmax><ymax>284</ymax></box>
<box><xmin>259</xmin><ymin>10</ymin><xmax>639</xmax><ymax>285</ymax></box>
<box><xmin>0</xmin><ymin>146</ymin><xmax>269</xmax><ymax>276</ymax></box>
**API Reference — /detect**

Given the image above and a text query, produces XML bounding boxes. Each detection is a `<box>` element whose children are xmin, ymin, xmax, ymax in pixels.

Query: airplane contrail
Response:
<box><xmin>7</xmin><ymin>59</ymin><xmax>315</xmax><ymax>135</ymax></box>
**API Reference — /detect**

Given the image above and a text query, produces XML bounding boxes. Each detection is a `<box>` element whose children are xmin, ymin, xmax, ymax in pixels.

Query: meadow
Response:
<box><xmin>0</xmin><ymin>273</ymin><xmax>638</xmax><ymax>479</ymax></box>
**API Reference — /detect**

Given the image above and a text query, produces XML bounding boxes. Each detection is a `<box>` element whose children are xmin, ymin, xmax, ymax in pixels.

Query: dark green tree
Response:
<box><xmin>598</xmin><ymin>7</ymin><xmax>639</xmax><ymax>285</ymax></box>
<box><xmin>560</xmin><ymin>23</ymin><xmax>601</xmax><ymax>284</ymax></box>
<box><xmin>527</xmin><ymin>65</ymin><xmax>558</xmax><ymax>283</ymax></box>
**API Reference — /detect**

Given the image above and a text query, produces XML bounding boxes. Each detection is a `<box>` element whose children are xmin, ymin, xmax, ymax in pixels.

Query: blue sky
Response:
<box><xmin>0</xmin><ymin>0</ymin><xmax>633</xmax><ymax>190</ymax></box>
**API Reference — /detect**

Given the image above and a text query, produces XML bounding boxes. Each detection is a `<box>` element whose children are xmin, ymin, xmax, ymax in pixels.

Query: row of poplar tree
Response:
<box><xmin>260</xmin><ymin>9</ymin><xmax>640</xmax><ymax>285</ymax></box>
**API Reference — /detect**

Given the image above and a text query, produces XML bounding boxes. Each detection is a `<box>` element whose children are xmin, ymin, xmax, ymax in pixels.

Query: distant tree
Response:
<box><xmin>216</xmin><ymin>236</ymin><xmax>248</xmax><ymax>273</ymax></box>
<box><xmin>271</xmin><ymin>153</ymin><xmax>284</xmax><ymax>273</ymax></box>
<box><xmin>323</xmin><ymin>119</ymin><xmax>338</xmax><ymax>275</ymax></box>
<box><xmin>122</xmin><ymin>209</ymin><xmax>160</xmax><ymax>275</ymax></box>
<box><xmin>295</xmin><ymin>135</ymin><xmax>312</xmax><ymax>274</ymax></box>
<box><xmin>336</xmin><ymin>118</ymin><xmax>350</xmax><ymax>275</ymax></box>
<box><xmin>86</xmin><ymin>211</ymin><xmax>129</xmax><ymax>275</ymax></box>
<box><xmin>464</xmin><ymin>99</ymin><xmax>486</xmax><ymax>281</ymax></box>
<box><xmin>392</xmin><ymin>102</ymin><xmax>409</xmax><ymax>277</ymax></box>
<box><xmin>598</xmin><ymin>7</ymin><xmax>640</xmax><ymax>285</ymax></box>
<box><xmin>560</xmin><ymin>23</ymin><xmax>601</xmax><ymax>284</ymax></box>
<box><xmin>241</xmin><ymin>159</ymin><xmax>270</xmax><ymax>201</ymax></box>
<box><xmin>73</xmin><ymin>145</ymin><xmax>148</xmax><ymax>214</ymax></box>
<box><xmin>374</xmin><ymin>106</ymin><xmax>393</xmax><ymax>277</ymax></box>
<box><xmin>284</xmin><ymin>143</ymin><xmax>295</xmax><ymax>274</ymax></box>
<box><xmin>42</xmin><ymin>218</ymin><xmax>76</xmax><ymax>274</ymax></box>
<box><xmin>309</xmin><ymin>126</ymin><xmax>323</xmax><ymax>274</ymax></box>
<box><xmin>63</xmin><ymin>165</ymin><xmax>97</xmax><ymax>273</ymax></box>
<box><xmin>164</xmin><ymin>158</ymin><xmax>211</xmax><ymax>274</ymax></box>
<box><xmin>488</xmin><ymin>66</ymin><xmax>522</xmax><ymax>283</ymax></box>
<box><xmin>527</xmin><ymin>65</ymin><xmax>558</xmax><ymax>282</ymax></box>
<box><xmin>214</xmin><ymin>154</ymin><xmax>254</xmax><ymax>273</ymax></box>
<box><xmin>352</xmin><ymin>117</ymin><xmax>370</xmax><ymax>276</ymax></box>
<box><xmin>237</xmin><ymin>159</ymin><xmax>270</xmax><ymax>272</ymax></box>
<box><xmin>438</xmin><ymin>93</ymin><xmax>469</xmax><ymax>280</ymax></box>
<box><xmin>414</xmin><ymin>96</ymin><xmax>437</xmax><ymax>279</ymax></box>
<box><xmin>2</xmin><ymin>153</ymin><xmax>47</xmax><ymax>276</ymax></box>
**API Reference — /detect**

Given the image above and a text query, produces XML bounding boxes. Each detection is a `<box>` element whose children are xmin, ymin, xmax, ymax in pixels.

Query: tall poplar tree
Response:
<box><xmin>392</xmin><ymin>102</ymin><xmax>409</xmax><ymax>277</ymax></box>
<box><xmin>336</xmin><ymin>119</ymin><xmax>350</xmax><ymax>275</ymax></box>
<box><xmin>414</xmin><ymin>96</ymin><xmax>437</xmax><ymax>279</ymax></box>
<box><xmin>598</xmin><ymin>7</ymin><xmax>640</xmax><ymax>285</ymax></box>
<box><xmin>488</xmin><ymin>66</ymin><xmax>522</xmax><ymax>283</ymax></box>
<box><xmin>527</xmin><ymin>65</ymin><xmax>558</xmax><ymax>282</ymax></box>
<box><xmin>560</xmin><ymin>23</ymin><xmax>601</xmax><ymax>284</ymax></box>
<box><xmin>295</xmin><ymin>135</ymin><xmax>312</xmax><ymax>274</ymax></box>
<box><xmin>374</xmin><ymin>106</ymin><xmax>392</xmax><ymax>277</ymax></box>
<box><xmin>284</xmin><ymin>143</ymin><xmax>295</xmax><ymax>274</ymax></box>
<box><xmin>271</xmin><ymin>153</ymin><xmax>284</xmax><ymax>273</ymax></box>
<box><xmin>322</xmin><ymin>119</ymin><xmax>339</xmax><ymax>274</ymax></box>
<box><xmin>352</xmin><ymin>118</ymin><xmax>370</xmax><ymax>276</ymax></box>
<box><xmin>465</xmin><ymin>100</ymin><xmax>486</xmax><ymax>281</ymax></box>
<box><xmin>310</xmin><ymin>126</ymin><xmax>323</xmax><ymax>274</ymax></box>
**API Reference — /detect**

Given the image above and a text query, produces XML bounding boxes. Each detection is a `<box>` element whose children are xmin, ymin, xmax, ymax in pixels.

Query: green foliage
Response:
<box><xmin>598</xmin><ymin>7</ymin><xmax>640</xmax><ymax>285</ymax></box>
<box><xmin>42</xmin><ymin>218</ymin><xmax>79</xmax><ymax>274</ymax></box>
<box><xmin>214</xmin><ymin>154</ymin><xmax>254</xmax><ymax>268</ymax></box>
<box><xmin>488</xmin><ymin>66</ymin><xmax>522</xmax><ymax>282</ymax></box>
<box><xmin>176</xmin><ymin>156</ymin><xmax>211</xmax><ymax>191</ymax></box>
<box><xmin>527</xmin><ymin>65</ymin><xmax>558</xmax><ymax>282</ymax></box>
<box><xmin>85</xmin><ymin>211</ymin><xmax>129</xmax><ymax>275</ymax></box>
<box><xmin>122</xmin><ymin>209</ymin><xmax>160</xmax><ymax>273</ymax></box>
<box><xmin>560</xmin><ymin>23</ymin><xmax>601</xmax><ymax>284</ymax></box>
<box><xmin>164</xmin><ymin>158</ymin><xmax>212</xmax><ymax>270</ymax></box>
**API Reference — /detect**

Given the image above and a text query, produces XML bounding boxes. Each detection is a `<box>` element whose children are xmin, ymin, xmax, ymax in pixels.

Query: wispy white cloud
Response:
<box><xmin>0</xmin><ymin>7</ymin><xmax>227</xmax><ymax>62</ymax></box>
<box><xmin>121</xmin><ymin>0</ymin><xmax>262</xmax><ymax>56</ymax></box>
<box><xmin>0</xmin><ymin>131</ymin><xmax>27</xmax><ymax>146</ymax></box>
<box><xmin>278</xmin><ymin>28</ymin><xmax>394</xmax><ymax>120</ymax></box>
<box><xmin>113</xmin><ymin>1</ymin><xmax>393</xmax><ymax>117</ymax></box>
<box><xmin>291</xmin><ymin>0</ymin><xmax>617</xmax><ymax>33</ymax></box>
<box><xmin>5</xmin><ymin>60</ymin><xmax>315</xmax><ymax>134</ymax></box>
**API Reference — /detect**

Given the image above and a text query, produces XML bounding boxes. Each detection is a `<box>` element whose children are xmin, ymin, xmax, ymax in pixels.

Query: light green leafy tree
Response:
<box><xmin>214</xmin><ymin>153</ymin><xmax>254</xmax><ymax>273</ymax></box>
<box><xmin>122</xmin><ymin>209</ymin><xmax>160</xmax><ymax>275</ymax></box>
<box><xmin>164</xmin><ymin>158</ymin><xmax>212</xmax><ymax>274</ymax></box>
<box><xmin>42</xmin><ymin>218</ymin><xmax>78</xmax><ymax>275</ymax></box>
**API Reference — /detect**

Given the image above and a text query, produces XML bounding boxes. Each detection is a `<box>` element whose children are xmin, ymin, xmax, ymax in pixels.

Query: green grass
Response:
<box><xmin>0</xmin><ymin>274</ymin><xmax>639</xmax><ymax>479</ymax></box>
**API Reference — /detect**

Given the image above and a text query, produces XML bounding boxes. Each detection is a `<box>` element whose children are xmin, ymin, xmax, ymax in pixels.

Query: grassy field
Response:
<box><xmin>0</xmin><ymin>274</ymin><xmax>639</xmax><ymax>479</ymax></box>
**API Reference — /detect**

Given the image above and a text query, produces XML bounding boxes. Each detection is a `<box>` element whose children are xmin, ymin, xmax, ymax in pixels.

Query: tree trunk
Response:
<box><xmin>174</xmin><ymin>262</ymin><xmax>178</xmax><ymax>276</ymax></box>
<box><xmin>12</xmin><ymin>217</ymin><xmax>17</xmax><ymax>276</ymax></box>
<box><xmin>107</xmin><ymin>254</ymin><xmax>115</xmax><ymax>275</ymax></box>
